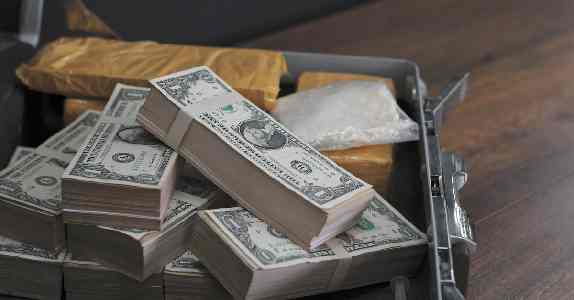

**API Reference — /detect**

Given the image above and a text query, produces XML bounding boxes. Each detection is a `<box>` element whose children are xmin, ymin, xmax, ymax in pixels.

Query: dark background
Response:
<box><xmin>80</xmin><ymin>0</ymin><xmax>369</xmax><ymax>46</ymax></box>
<box><xmin>0</xmin><ymin>0</ymin><xmax>371</xmax><ymax>46</ymax></box>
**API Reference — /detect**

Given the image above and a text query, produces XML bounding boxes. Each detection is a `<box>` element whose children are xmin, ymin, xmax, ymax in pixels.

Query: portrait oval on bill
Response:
<box><xmin>112</xmin><ymin>152</ymin><xmax>135</xmax><ymax>164</ymax></box>
<box><xmin>34</xmin><ymin>176</ymin><xmax>58</xmax><ymax>187</ymax></box>
<box><xmin>117</xmin><ymin>126</ymin><xmax>161</xmax><ymax>146</ymax></box>
<box><xmin>240</xmin><ymin>120</ymin><xmax>287</xmax><ymax>150</ymax></box>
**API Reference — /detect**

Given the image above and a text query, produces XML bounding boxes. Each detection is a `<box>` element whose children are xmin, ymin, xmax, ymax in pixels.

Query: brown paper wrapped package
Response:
<box><xmin>322</xmin><ymin>145</ymin><xmax>393</xmax><ymax>193</ymax></box>
<box><xmin>64</xmin><ymin>98</ymin><xmax>106</xmax><ymax>125</ymax></box>
<box><xmin>16</xmin><ymin>37</ymin><xmax>287</xmax><ymax>111</ymax></box>
<box><xmin>297</xmin><ymin>71</ymin><xmax>395</xmax><ymax>193</ymax></box>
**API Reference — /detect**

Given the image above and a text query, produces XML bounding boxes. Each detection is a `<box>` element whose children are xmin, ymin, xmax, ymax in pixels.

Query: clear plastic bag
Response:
<box><xmin>273</xmin><ymin>80</ymin><xmax>419</xmax><ymax>151</ymax></box>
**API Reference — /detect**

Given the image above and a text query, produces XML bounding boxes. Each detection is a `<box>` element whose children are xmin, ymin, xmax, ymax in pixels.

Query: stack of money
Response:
<box><xmin>62</xmin><ymin>84</ymin><xmax>179</xmax><ymax>230</ymax></box>
<box><xmin>190</xmin><ymin>193</ymin><xmax>426</xmax><ymax>300</ymax></box>
<box><xmin>63</xmin><ymin>253</ymin><xmax>163</xmax><ymax>300</ymax></box>
<box><xmin>0</xmin><ymin>111</ymin><xmax>100</xmax><ymax>251</ymax></box>
<box><xmin>163</xmin><ymin>250</ymin><xmax>232</xmax><ymax>300</ymax></box>
<box><xmin>137</xmin><ymin>66</ymin><xmax>375</xmax><ymax>250</ymax></box>
<box><xmin>67</xmin><ymin>172</ymin><xmax>229</xmax><ymax>280</ymax></box>
<box><xmin>0</xmin><ymin>235</ymin><xmax>65</xmax><ymax>300</ymax></box>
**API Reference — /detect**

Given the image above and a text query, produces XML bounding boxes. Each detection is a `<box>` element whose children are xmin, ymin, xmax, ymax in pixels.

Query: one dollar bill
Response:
<box><xmin>336</xmin><ymin>194</ymin><xmax>427</xmax><ymax>255</ymax></box>
<box><xmin>64</xmin><ymin>84</ymin><xmax>176</xmax><ymax>188</ymax></box>
<box><xmin>0</xmin><ymin>111</ymin><xmax>100</xmax><ymax>215</ymax></box>
<box><xmin>36</xmin><ymin>111</ymin><xmax>101</xmax><ymax>162</ymax></box>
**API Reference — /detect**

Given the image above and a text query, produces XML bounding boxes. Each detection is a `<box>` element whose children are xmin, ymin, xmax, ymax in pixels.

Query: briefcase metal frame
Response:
<box><xmin>281</xmin><ymin>51</ymin><xmax>476</xmax><ymax>300</ymax></box>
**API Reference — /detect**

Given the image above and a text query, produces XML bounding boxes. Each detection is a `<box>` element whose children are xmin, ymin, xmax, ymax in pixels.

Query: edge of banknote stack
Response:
<box><xmin>0</xmin><ymin>235</ymin><xmax>65</xmax><ymax>300</ymax></box>
<box><xmin>67</xmin><ymin>168</ymin><xmax>231</xmax><ymax>281</ymax></box>
<box><xmin>163</xmin><ymin>250</ymin><xmax>233</xmax><ymax>300</ymax></box>
<box><xmin>63</xmin><ymin>252</ymin><xmax>163</xmax><ymax>300</ymax></box>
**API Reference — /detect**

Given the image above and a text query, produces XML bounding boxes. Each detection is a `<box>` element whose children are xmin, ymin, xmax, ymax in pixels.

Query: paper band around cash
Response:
<box><xmin>327</xmin><ymin>242</ymin><xmax>354</xmax><ymax>291</ymax></box>
<box><xmin>166</xmin><ymin>108</ymin><xmax>194</xmax><ymax>150</ymax></box>
<box><xmin>165</xmin><ymin>93</ymin><xmax>243</xmax><ymax>150</ymax></box>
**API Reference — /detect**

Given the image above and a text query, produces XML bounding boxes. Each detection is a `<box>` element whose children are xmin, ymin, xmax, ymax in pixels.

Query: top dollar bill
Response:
<box><xmin>64</xmin><ymin>84</ymin><xmax>177</xmax><ymax>189</ymax></box>
<box><xmin>62</xmin><ymin>84</ymin><xmax>179</xmax><ymax>226</ymax></box>
<box><xmin>0</xmin><ymin>111</ymin><xmax>100</xmax><ymax>215</ymax></box>
<box><xmin>139</xmin><ymin>66</ymin><xmax>375</xmax><ymax>249</ymax></box>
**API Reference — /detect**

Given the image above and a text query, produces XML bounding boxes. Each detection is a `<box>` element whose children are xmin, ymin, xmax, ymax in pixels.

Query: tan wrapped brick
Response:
<box><xmin>17</xmin><ymin>37</ymin><xmax>287</xmax><ymax>111</ymax></box>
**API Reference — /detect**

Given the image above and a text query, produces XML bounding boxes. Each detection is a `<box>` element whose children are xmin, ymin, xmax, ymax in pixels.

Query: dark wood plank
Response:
<box><xmin>245</xmin><ymin>0</ymin><xmax>574</xmax><ymax>87</ymax></box>
<box><xmin>245</xmin><ymin>1</ymin><xmax>574</xmax><ymax>298</ymax></box>
<box><xmin>454</xmin><ymin>28</ymin><xmax>574</xmax><ymax>300</ymax></box>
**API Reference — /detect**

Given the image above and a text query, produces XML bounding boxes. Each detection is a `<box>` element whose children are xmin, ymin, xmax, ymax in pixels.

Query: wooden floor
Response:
<box><xmin>246</xmin><ymin>1</ymin><xmax>574</xmax><ymax>299</ymax></box>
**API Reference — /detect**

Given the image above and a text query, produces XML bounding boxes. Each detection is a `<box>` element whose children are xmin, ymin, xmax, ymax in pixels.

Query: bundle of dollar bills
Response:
<box><xmin>63</xmin><ymin>252</ymin><xmax>163</xmax><ymax>300</ymax></box>
<box><xmin>190</xmin><ymin>193</ymin><xmax>426</xmax><ymax>300</ymax></box>
<box><xmin>137</xmin><ymin>66</ymin><xmax>375</xmax><ymax>250</ymax></box>
<box><xmin>164</xmin><ymin>250</ymin><xmax>232</xmax><ymax>300</ymax></box>
<box><xmin>67</xmin><ymin>171</ymin><xmax>228</xmax><ymax>281</ymax></box>
<box><xmin>0</xmin><ymin>235</ymin><xmax>65</xmax><ymax>300</ymax></box>
<box><xmin>0</xmin><ymin>111</ymin><xmax>100</xmax><ymax>251</ymax></box>
<box><xmin>62</xmin><ymin>84</ymin><xmax>180</xmax><ymax>230</ymax></box>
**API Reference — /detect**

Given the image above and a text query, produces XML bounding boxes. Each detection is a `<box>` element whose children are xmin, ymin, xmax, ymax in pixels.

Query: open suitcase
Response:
<box><xmin>18</xmin><ymin>49</ymin><xmax>476</xmax><ymax>300</ymax></box>
<box><xmin>281</xmin><ymin>52</ymin><xmax>476</xmax><ymax>300</ymax></box>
